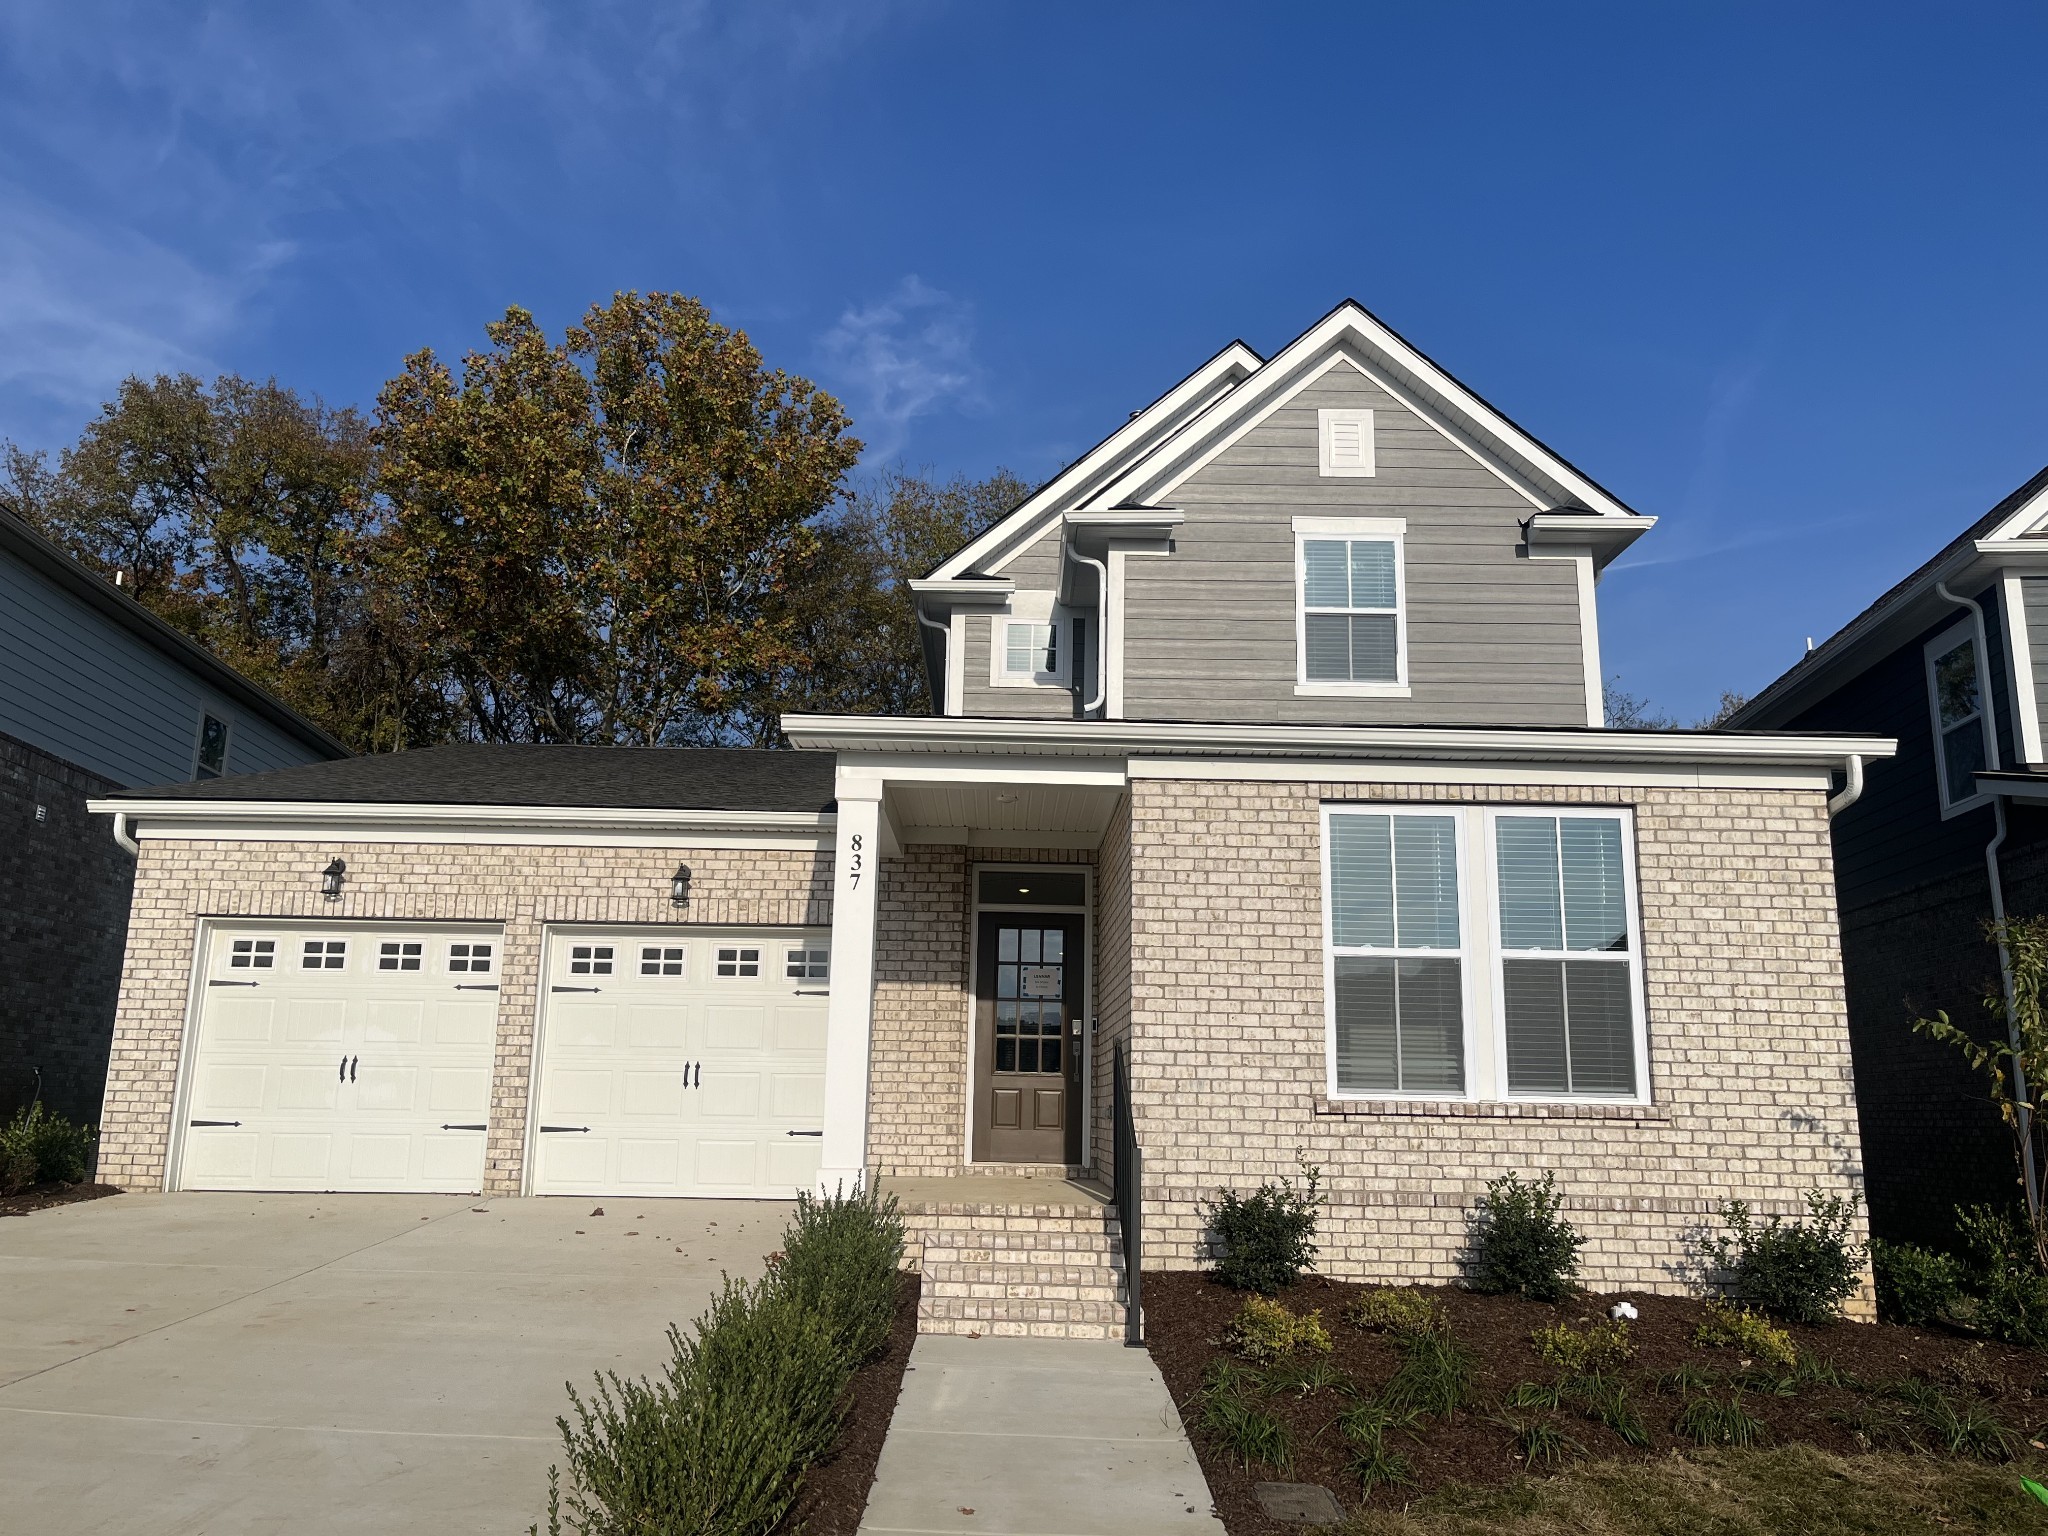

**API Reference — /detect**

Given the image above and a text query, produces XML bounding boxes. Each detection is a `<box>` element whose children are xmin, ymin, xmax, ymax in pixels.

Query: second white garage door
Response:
<box><xmin>530</xmin><ymin>928</ymin><xmax>830</xmax><ymax>1198</ymax></box>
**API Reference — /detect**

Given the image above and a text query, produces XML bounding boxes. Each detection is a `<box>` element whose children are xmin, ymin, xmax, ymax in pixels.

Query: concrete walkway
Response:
<box><xmin>859</xmin><ymin>1334</ymin><xmax>1226</xmax><ymax>1535</ymax></box>
<box><xmin>0</xmin><ymin>1191</ymin><xmax>787</xmax><ymax>1536</ymax></box>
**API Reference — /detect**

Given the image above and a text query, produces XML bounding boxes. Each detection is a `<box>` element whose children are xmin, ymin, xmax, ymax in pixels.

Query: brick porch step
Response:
<box><xmin>884</xmin><ymin>1175</ymin><xmax>1131</xmax><ymax>1341</ymax></box>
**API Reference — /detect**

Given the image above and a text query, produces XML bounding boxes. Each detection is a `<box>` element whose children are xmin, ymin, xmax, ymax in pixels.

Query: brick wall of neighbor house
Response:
<box><xmin>96</xmin><ymin>839</ymin><xmax>832</xmax><ymax>1194</ymax></box>
<box><xmin>1092</xmin><ymin>798</ymin><xmax>1133</xmax><ymax>1177</ymax></box>
<box><xmin>0</xmin><ymin>731</ymin><xmax>134</xmax><ymax>1126</ymax></box>
<box><xmin>1834</xmin><ymin>836</ymin><xmax>2048</xmax><ymax>1245</ymax></box>
<box><xmin>1127</xmin><ymin>777</ymin><xmax>1875</xmax><ymax>1315</ymax></box>
<box><xmin>865</xmin><ymin>844</ymin><xmax>1098</xmax><ymax>1178</ymax></box>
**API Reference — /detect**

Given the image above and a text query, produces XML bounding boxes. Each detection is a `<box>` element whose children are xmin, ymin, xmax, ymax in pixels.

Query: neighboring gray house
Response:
<box><xmin>1</xmin><ymin>504</ymin><xmax>347</xmax><ymax>1125</ymax></box>
<box><xmin>90</xmin><ymin>302</ymin><xmax>1890</xmax><ymax>1336</ymax></box>
<box><xmin>1730</xmin><ymin>465</ymin><xmax>2048</xmax><ymax>1244</ymax></box>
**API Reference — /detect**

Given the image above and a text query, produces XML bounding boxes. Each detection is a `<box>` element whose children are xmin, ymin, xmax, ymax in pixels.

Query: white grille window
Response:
<box><xmin>1926</xmin><ymin>625</ymin><xmax>1992</xmax><ymax>811</ymax></box>
<box><xmin>229</xmin><ymin>938</ymin><xmax>274</xmax><ymax>970</ymax></box>
<box><xmin>640</xmin><ymin>945</ymin><xmax>686</xmax><ymax>977</ymax></box>
<box><xmin>786</xmin><ymin>947</ymin><xmax>829</xmax><ymax>982</ymax></box>
<box><xmin>378</xmin><ymin>941</ymin><xmax>423</xmax><ymax>972</ymax></box>
<box><xmin>1002</xmin><ymin>620</ymin><xmax>1059</xmax><ymax>681</ymax></box>
<box><xmin>449</xmin><ymin>942</ymin><xmax>493</xmax><ymax>974</ymax></box>
<box><xmin>1299</xmin><ymin>534</ymin><xmax>1402</xmax><ymax>686</ymax></box>
<box><xmin>569</xmin><ymin>944</ymin><xmax>614</xmax><ymax>976</ymax></box>
<box><xmin>716</xmin><ymin>946</ymin><xmax>761</xmax><ymax>978</ymax></box>
<box><xmin>301</xmin><ymin>939</ymin><xmax>347</xmax><ymax>970</ymax></box>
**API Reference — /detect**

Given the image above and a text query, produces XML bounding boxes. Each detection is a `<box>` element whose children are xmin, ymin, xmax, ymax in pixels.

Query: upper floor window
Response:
<box><xmin>998</xmin><ymin>617</ymin><xmax>1065</xmax><ymax>687</ymax></box>
<box><xmin>1317</xmin><ymin>408</ymin><xmax>1376</xmax><ymax>477</ymax></box>
<box><xmin>1926</xmin><ymin>623</ymin><xmax>1992</xmax><ymax>813</ymax></box>
<box><xmin>1295</xmin><ymin>517</ymin><xmax>1407</xmax><ymax>694</ymax></box>
<box><xmin>194</xmin><ymin>713</ymin><xmax>230</xmax><ymax>780</ymax></box>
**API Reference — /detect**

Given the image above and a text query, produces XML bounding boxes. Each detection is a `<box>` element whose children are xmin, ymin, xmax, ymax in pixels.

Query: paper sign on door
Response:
<box><xmin>1019</xmin><ymin>966</ymin><xmax>1062</xmax><ymax>999</ymax></box>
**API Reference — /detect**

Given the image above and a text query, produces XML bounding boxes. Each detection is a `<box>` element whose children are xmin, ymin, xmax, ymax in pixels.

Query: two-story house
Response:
<box><xmin>87</xmin><ymin>303</ymin><xmax>1890</xmax><ymax>1334</ymax></box>
<box><xmin>1729</xmin><ymin>466</ymin><xmax>2048</xmax><ymax>1245</ymax></box>
<box><xmin>0</xmin><ymin>504</ymin><xmax>346</xmax><ymax>1126</ymax></box>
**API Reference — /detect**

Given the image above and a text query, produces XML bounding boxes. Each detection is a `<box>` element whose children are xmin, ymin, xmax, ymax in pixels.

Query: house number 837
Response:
<box><xmin>847</xmin><ymin>833</ymin><xmax>863</xmax><ymax>889</ymax></box>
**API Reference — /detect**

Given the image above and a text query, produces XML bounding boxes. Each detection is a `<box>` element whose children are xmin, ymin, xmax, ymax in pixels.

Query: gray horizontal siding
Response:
<box><xmin>991</xmin><ymin>527</ymin><xmax>1065</xmax><ymax>588</ymax></box>
<box><xmin>1121</xmin><ymin>360</ymin><xmax>1588</xmax><ymax>726</ymax></box>
<box><xmin>958</xmin><ymin>609</ymin><xmax>1081</xmax><ymax>720</ymax></box>
<box><xmin>2025</xmin><ymin>578</ymin><xmax>2048</xmax><ymax>756</ymax></box>
<box><xmin>0</xmin><ymin>556</ymin><xmax>330</xmax><ymax>788</ymax></box>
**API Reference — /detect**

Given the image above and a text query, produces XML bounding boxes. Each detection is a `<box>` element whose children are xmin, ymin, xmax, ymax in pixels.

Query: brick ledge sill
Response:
<box><xmin>1315</xmin><ymin>1097</ymin><xmax>1671</xmax><ymax>1123</ymax></box>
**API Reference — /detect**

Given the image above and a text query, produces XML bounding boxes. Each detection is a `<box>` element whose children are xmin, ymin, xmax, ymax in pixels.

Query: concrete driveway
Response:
<box><xmin>0</xmin><ymin>1191</ymin><xmax>791</xmax><ymax>1535</ymax></box>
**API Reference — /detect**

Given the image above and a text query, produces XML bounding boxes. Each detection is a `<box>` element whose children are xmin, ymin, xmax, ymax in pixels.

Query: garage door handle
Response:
<box><xmin>208</xmin><ymin>979</ymin><xmax>259</xmax><ymax>988</ymax></box>
<box><xmin>539</xmin><ymin>1125</ymin><xmax>592</xmax><ymax>1133</ymax></box>
<box><xmin>454</xmin><ymin>984</ymin><xmax>499</xmax><ymax>992</ymax></box>
<box><xmin>190</xmin><ymin>1119</ymin><xmax>242</xmax><ymax>1127</ymax></box>
<box><xmin>441</xmin><ymin>1123</ymin><xmax>487</xmax><ymax>1131</ymax></box>
<box><xmin>786</xmin><ymin>1130</ymin><xmax>823</xmax><ymax>1138</ymax></box>
<box><xmin>551</xmin><ymin>985</ymin><xmax>601</xmax><ymax>993</ymax></box>
<box><xmin>693</xmin><ymin>1062</ymin><xmax>701</xmax><ymax>1089</ymax></box>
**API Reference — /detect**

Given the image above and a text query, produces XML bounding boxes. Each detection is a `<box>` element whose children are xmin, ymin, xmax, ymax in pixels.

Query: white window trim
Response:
<box><xmin>1925</xmin><ymin>619</ymin><xmax>1995</xmax><ymax>817</ymax></box>
<box><xmin>1481</xmin><ymin>806</ymin><xmax>1651</xmax><ymax>1107</ymax></box>
<box><xmin>1318</xmin><ymin>407</ymin><xmax>1376</xmax><ymax>478</ymax></box>
<box><xmin>1293</xmin><ymin>515</ymin><xmax>1410</xmax><ymax>697</ymax></box>
<box><xmin>987</xmin><ymin>591</ymin><xmax>1071</xmax><ymax>690</ymax></box>
<box><xmin>1320</xmin><ymin>803</ymin><xmax>1651</xmax><ymax>1107</ymax></box>
<box><xmin>1319</xmin><ymin>804</ymin><xmax>1479</xmax><ymax>1102</ymax></box>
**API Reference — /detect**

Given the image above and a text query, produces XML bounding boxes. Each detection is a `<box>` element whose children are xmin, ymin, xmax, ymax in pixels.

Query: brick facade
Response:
<box><xmin>97</xmin><ymin>838</ymin><xmax>831</xmax><ymax>1193</ymax></box>
<box><xmin>1</xmin><ymin>732</ymin><xmax>134</xmax><ymax>1125</ymax></box>
<box><xmin>1120</xmin><ymin>777</ymin><xmax>1874</xmax><ymax>1314</ymax></box>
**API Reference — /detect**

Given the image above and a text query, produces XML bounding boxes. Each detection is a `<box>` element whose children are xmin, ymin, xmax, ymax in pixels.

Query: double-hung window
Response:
<box><xmin>1925</xmin><ymin>623</ymin><xmax>1991</xmax><ymax>812</ymax></box>
<box><xmin>1326</xmin><ymin>810</ymin><xmax>1467</xmax><ymax>1095</ymax></box>
<box><xmin>1295</xmin><ymin>517</ymin><xmax>1406</xmax><ymax>693</ymax></box>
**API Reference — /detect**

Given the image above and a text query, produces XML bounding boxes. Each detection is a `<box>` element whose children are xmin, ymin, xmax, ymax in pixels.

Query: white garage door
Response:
<box><xmin>179</xmin><ymin>925</ymin><xmax>501</xmax><ymax>1193</ymax></box>
<box><xmin>531</xmin><ymin>928</ymin><xmax>830</xmax><ymax>1198</ymax></box>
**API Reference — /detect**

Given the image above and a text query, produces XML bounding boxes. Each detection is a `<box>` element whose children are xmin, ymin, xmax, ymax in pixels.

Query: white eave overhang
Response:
<box><xmin>1063</xmin><ymin>507</ymin><xmax>1185</xmax><ymax>537</ymax></box>
<box><xmin>908</xmin><ymin>576</ymin><xmax>1015</xmax><ymax>608</ymax></box>
<box><xmin>1525</xmin><ymin>511</ymin><xmax>1657</xmax><ymax>571</ymax></box>
<box><xmin>781</xmin><ymin>713</ymin><xmax>1892</xmax><ymax>772</ymax></box>
<box><xmin>86</xmin><ymin>797</ymin><xmax>834</xmax><ymax>838</ymax></box>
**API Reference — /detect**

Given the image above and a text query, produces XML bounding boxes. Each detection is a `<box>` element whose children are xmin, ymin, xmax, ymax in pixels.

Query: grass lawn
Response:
<box><xmin>1344</xmin><ymin>1445</ymin><xmax>2048</xmax><ymax>1534</ymax></box>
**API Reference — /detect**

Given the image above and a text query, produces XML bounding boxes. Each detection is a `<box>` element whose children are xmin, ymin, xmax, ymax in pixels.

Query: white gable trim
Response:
<box><xmin>2003</xmin><ymin>574</ymin><xmax>2044</xmax><ymax>765</ymax></box>
<box><xmin>1986</xmin><ymin>479</ymin><xmax>2048</xmax><ymax>542</ymax></box>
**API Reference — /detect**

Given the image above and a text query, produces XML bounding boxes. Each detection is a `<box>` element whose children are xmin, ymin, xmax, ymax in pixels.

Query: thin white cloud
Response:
<box><xmin>819</xmin><ymin>276</ymin><xmax>983</xmax><ymax>461</ymax></box>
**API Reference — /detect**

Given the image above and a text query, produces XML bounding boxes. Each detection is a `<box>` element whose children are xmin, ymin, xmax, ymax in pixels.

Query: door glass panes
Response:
<box><xmin>301</xmin><ymin>939</ymin><xmax>346</xmax><ymax>970</ymax></box>
<box><xmin>569</xmin><ymin>944</ymin><xmax>613</xmax><ymax>976</ymax></box>
<box><xmin>1327</xmin><ymin>812</ymin><xmax>1464</xmax><ymax>1094</ymax></box>
<box><xmin>449</xmin><ymin>942</ymin><xmax>493</xmax><ymax>974</ymax></box>
<box><xmin>378</xmin><ymin>941</ymin><xmax>423</xmax><ymax>972</ymax></box>
<box><xmin>1301</xmin><ymin>538</ymin><xmax>1400</xmax><ymax>683</ymax></box>
<box><xmin>786</xmin><ymin>948</ymin><xmax>829</xmax><ymax>981</ymax></box>
<box><xmin>716</xmin><ymin>947</ymin><xmax>761</xmax><ymax>978</ymax></box>
<box><xmin>1495</xmin><ymin>815</ymin><xmax>1637</xmax><ymax>1097</ymax></box>
<box><xmin>229</xmin><ymin>938</ymin><xmax>274</xmax><ymax>969</ymax></box>
<box><xmin>993</xmin><ymin>925</ymin><xmax>1064</xmax><ymax>1075</ymax></box>
<box><xmin>1932</xmin><ymin>637</ymin><xmax>1987</xmax><ymax>804</ymax></box>
<box><xmin>640</xmin><ymin>946</ymin><xmax>685</xmax><ymax>976</ymax></box>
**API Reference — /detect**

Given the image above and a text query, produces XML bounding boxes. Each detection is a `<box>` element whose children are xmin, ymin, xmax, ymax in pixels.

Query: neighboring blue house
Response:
<box><xmin>1730</xmin><ymin>464</ymin><xmax>2048</xmax><ymax>1243</ymax></box>
<box><xmin>0</xmin><ymin>503</ymin><xmax>347</xmax><ymax>1125</ymax></box>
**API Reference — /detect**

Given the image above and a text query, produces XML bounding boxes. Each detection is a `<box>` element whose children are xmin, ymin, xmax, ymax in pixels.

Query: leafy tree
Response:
<box><xmin>1604</xmin><ymin>680</ymin><xmax>1675</xmax><ymax>729</ymax></box>
<box><xmin>375</xmin><ymin>293</ymin><xmax>861</xmax><ymax>745</ymax></box>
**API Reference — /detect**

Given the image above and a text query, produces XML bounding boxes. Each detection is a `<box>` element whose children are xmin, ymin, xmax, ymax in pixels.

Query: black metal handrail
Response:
<box><xmin>1112</xmin><ymin>1041</ymin><xmax>1143</xmax><ymax>1345</ymax></box>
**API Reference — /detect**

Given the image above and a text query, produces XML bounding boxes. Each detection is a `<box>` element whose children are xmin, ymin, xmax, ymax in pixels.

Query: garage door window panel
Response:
<box><xmin>716</xmin><ymin>947</ymin><xmax>761</xmax><ymax>978</ymax></box>
<box><xmin>640</xmin><ymin>945</ymin><xmax>686</xmax><ymax>976</ymax></box>
<box><xmin>570</xmin><ymin>945</ymin><xmax>614</xmax><ymax>976</ymax></box>
<box><xmin>378</xmin><ymin>941</ymin><xmax>423</xmax><ymax>972</ymax></box>
<box><xmin>229</xmin><ymin>938</ymin><xmax>275</xmax><ymax>969</ymax></box>
<box><xmin>450</xmin><ymin>943</ymin><xmax>493</xmax><ymax>974</ymax></box>
<box><xmin>303</xmin><ymin>939</ymin><xmax>347</xmax><ymax>970</ymax></box>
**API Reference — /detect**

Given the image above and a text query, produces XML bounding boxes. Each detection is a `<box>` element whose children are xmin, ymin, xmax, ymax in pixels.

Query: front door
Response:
<box><xmin>972</xmin><ymin>912</ymin><xmax>1084</xmax><ymax>1164</ymax></box>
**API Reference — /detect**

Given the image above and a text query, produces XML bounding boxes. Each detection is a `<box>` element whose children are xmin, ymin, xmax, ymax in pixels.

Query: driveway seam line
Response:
<box><xmin>0</xmin><ymin>1404</ymin><xmax>553</xmax><ymax>1443</ymax></box>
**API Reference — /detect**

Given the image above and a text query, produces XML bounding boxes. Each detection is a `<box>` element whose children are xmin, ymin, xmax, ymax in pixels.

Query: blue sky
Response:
<box><xmin>2</xmin><ymin>3</ymin><xmax>2043</xmax><ymax>720</ymax></box>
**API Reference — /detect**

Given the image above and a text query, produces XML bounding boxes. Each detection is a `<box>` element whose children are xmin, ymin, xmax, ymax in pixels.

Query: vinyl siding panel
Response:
<box><xmin>958</xmin><ymin>610</ymin><xmax>1081</xmax><ymax>720</ymax></box>
<box><xmin>0</xmin><ymin>555</ymin><xmax>329</xmax><ymax>789</ymax></box>
<box><xmin>2025</xmin><ymin>577</ymin><xmax>2048</xmax><ymax>751</ymax></box>
<box><xmin>1122</xmin><ymin>361</ymin><xmax>1588</xmax><ymax>725</ymax></box>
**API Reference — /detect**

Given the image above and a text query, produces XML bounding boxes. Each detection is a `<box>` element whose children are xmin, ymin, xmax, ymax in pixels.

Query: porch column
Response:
<box><xmin>819</xmin><ymin>778</ymin><xmax>883</xmax><ymax>1192</ymax></box>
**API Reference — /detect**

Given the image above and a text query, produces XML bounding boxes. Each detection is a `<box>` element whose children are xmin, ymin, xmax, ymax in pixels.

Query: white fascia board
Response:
<box><xmin>909</xmin><ymin>577</ymin><xmax>1014</xmax><ymax>606</ymax></box>
<box><xmin>781</xmin><ymin>713</ymin><xmax>1893</xmax><ymax>771</ymax></box>
<box><xmin>1128</xmin><ymin>757</ymin><xmax>1833</xmax><ymax>791</ymax></box>
<box><xmin>927</xmin><ymin>342</ymin><xmax>1261</xmax><ymax>582</ymax></box>
<box><xmin>1086</xmin><ymin>304</ymin><xmax>1642</xmax><ymax>521</ymax></box>
<box><xmin>1062</xmin><ymin>509</ymin><xmax>1185</xmax><ymax>532</ymax></box>
<box><xmin>1985</xmin><ymin>480</ymin><xmax>2048</xmax><ymax>542</ymax></box>
<box><xmin>88</xmin><ymin>798</ymin><xmax>833</xmax><ymax>837</ymax></box>
<box><xmin>835</xmin><ymin>754</ymin><xmax>1127</xmax><ymax>789</ymax></box>
<box><xmin>1974</xmin><ymin>540</ymin><xmax>2048</xmax><ymax>565</ymax></box>
<box><xmin>1527</xmin><ymin>512</ymin><xmax>1657</xmax><ymax>570</ymax></box>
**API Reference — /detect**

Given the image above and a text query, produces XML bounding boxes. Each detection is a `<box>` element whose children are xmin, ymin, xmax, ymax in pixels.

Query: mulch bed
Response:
<box><xmin>0</xmin><ymin>1180</ymin><xmax>118</xmax><ymax>1217</ymax></box>
<box><xmin>775</xmin><ymin>1271</ymin><xmax>921</xmax><ymax>1535</ymax></box>
<box><xmin>1144</xmin><ymin>1269</ymin><xmax>2048</xmax><ymax>1535</ymax></box>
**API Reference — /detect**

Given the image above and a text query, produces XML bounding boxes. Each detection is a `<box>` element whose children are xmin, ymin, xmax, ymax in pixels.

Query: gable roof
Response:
<box><xmin>1729</xmin><ymin>462</ymin><xmax>2048</xmax><ymax>729</ymax></box>
<box><xmin>0</xmin><ymin>503</ymin><xmax>350</xmax><ymax>761</ymax></box>
<box><xmin>110</xmin><ymin>743</ymin><xmax>837</xmax><ymax>813</ymax></box>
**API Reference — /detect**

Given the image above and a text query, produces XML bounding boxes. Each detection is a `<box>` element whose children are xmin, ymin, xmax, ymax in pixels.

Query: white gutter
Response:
<box><xmin>781</xmin><ymin>713</ymin><xmax>1894</xmax><ymax>770</ymax></box>
<box><xmin>109</xmin><ymin>809</ymin><xmax>139</xmax><ymax>856</ymax></box>
<box><xmin>1827</xmin><ymin>754</ymin><xmax>1865</xmax><ymax>817</ymax></box>
<box><xmin>1065</xmin><ymin>543</ymin><xmax>1109</xmax><ymax>715</ymax></box>
<box><xmin>88</xmin><ymin>798</ymin><xmax>834</xmax><ymax>834</ymax></box>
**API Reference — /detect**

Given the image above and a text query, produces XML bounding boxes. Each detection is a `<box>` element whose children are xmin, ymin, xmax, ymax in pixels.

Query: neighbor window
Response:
<box><xmin>1926</xmin><ymin>625</ymin><xmax>1991</xmax><ymax>811</ymax></box>
<box><xmin>194</xmin><ymin>713</ymin><xmax>230</xmax><ymax>780</ymax></box>
<box><xmin>1296</xmin><ymin>518</ymin><xmax>1405</xmax><ymax>690</ymax></box>
<box><xmin>1000</xmin><ymin>618</ymin><xmax>1063</xmax><ymax>684</ymax></box>
<box><xmin>1323</xmin><ymin>805</ymin><xmax>1646</xmax><ymax>1103</ymax></box>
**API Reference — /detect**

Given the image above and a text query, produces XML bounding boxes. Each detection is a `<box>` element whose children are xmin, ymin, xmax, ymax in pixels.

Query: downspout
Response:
<box><xmin>110</xmin><ymin>810</ymin><xmax>139</xmax><ymax>858</ymax></box>
<box><xmin>1066</xmin><ymin>543</ymin><xmax>1108</xmax><ymax>716</ymax></box>
<box><xmin>914</xmin><ymin>603</ymin><xmax>951</xmax><ymax>716</ymax></box>
<box><xmin>1936</xmin><ymin>580</ymin><xmax>2037</xmax><ymax>1226</ymax></box>
<box><xmin>1827</xmin><ymin>754</ymin><xmax>1865</xmax><ymax>817</ymax></box>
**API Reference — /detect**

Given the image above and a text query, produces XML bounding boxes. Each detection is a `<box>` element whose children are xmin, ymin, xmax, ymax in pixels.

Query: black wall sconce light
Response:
<box><xmin>320</xmin><ymin>857</ymin><xmax>347</xmax><ymax>901</ymax></box>
<box><xmin>670</xmin><ymin>862</ymin><xmax>692</xmax><ymax>907</ymax></box>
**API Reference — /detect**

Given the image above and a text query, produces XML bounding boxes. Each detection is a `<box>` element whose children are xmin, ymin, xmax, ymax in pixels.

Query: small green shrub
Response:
<box><xmin>1196</xmin><ymin>1386</ymin><xmax>1293</xmax><ymax>1471</ymax></box>
<box><xmin>1223</xmin><ymin>1295</ymin><xmax>1331</xmax><ymax>1362</ymax></box>
<box><xmin>1675</xmin><ymin>1390</ymin><xmax>1768</xmax><ymax>1448</ymax></box>
<box><xmin>1529</xmin><ymin>1318</ymin><xmax>1632</xmax><ymax>1374</ymax></box>
<box><xmin>771</xmin><ymin>1182</ymin><xmax>905</xmax><ymax>1362</ymax></box>
<box><xmin>1465</xmin><ymin>1172</ymin><xmax>1583</xmax><ymax>1302</ymax></box>
<box><xmin>1344</xmin><ymin>1285</ymin><xmax>1448</xmax><ymax>1337</ymax></box>
<box><xmin>0</xmin><ymin>1104</ymin><xmax>95</xmax><ymax>1193</ymax></box>
<box><xmin>1501</xmin><ymin>1379</ymin><xmax>1565</xmax><ymax>1411</ymax></box>
<box><xmin>1565</xmin><ymin>1373</ymin><xmax>1650</xmax><ymax>1447</ymax></box>
<box><xmin>1955</xmin><ymin>1205</ymin><xmax>2048</xmax><ymax>1347</ymax></box>
<box><xmin>1702</xmin><ymin>1190</ymin><xmax>1865</xmax><ymax>1325</ymax></box>
<box><xmin>1871</xmin><ymin>1237</ymin><xmax>1964</xmax><ymax>1327</ymax></box>
<box><xmin>1381</xmin><ymin>1330</ymin><xmax>1477</xmax><ymax>1419</ymax></box>
<box><xmin>1263</xmin><ymin>1354</ymin><xmax>1348</xmax><ymax>1398</ymax></box>
<box><xmin>1204</xmin><ymin>1160</ymin><xmax>1322</xmax><ymax>1293</ymax></box>
<box><xmin>1692</xmin><ymin>1299</ymin><xmax>1798</xmax><ymax>1370</ymax></box>
<box><xmin>1493</xmin><ymin>1415</ymin><xmax>1582</xmax><ymax>1470</ymax></box>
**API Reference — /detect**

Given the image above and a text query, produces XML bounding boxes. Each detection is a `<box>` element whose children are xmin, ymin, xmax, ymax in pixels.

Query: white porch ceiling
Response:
<box><xmin>887</xmin><ymin>782</ymin><xmax>1123</xmax><ymax>848</ymax></box>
